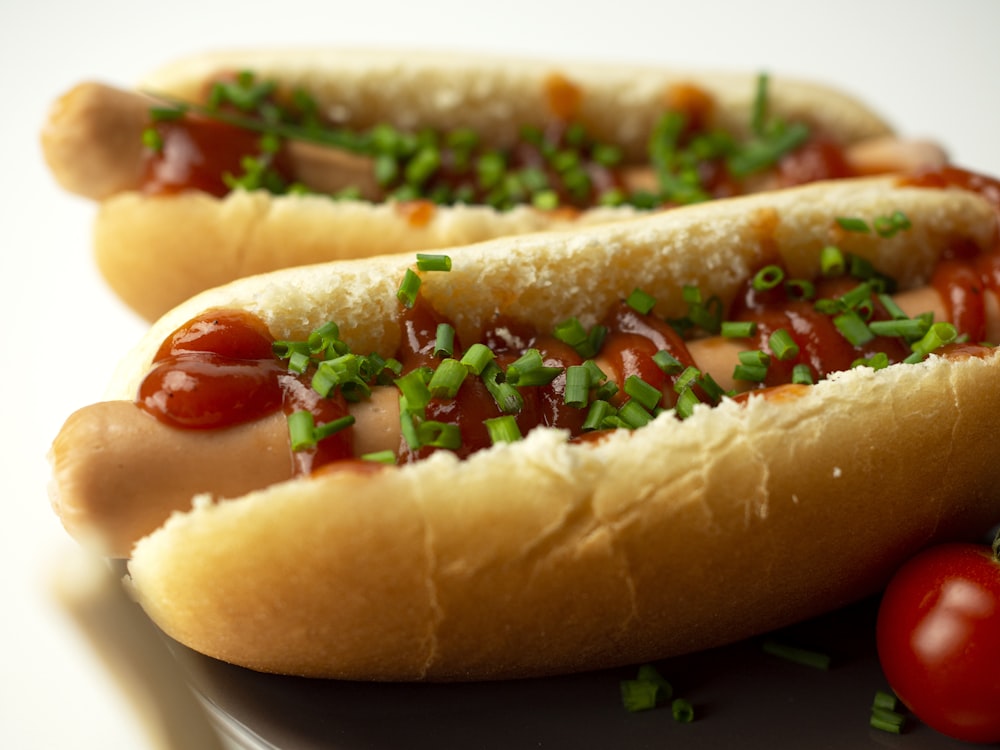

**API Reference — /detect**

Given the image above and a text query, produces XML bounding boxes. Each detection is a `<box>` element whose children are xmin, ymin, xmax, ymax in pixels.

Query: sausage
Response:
<box><xmin>49</xmin><ymin>281</ymin><xmax>972</xmax><ymax>558</ymax></box>
<box><xmin>44</xmin><ymin>82</ymin><xmax>947</xmax><ymax>203</ymax></box>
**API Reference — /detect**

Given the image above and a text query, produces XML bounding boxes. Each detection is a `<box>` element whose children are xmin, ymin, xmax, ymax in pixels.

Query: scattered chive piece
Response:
<box><xmin>721</xmin><ymin>321</ymin><xmax>757</xmax><ymax>338</ymax></box>
<box><xmin>417</xmin><ymin>420</ymin><xmax>462</xmax><ymax>450</ymax></box>
<box><xmin>836</xmin><ymin>216</ymin><xmax>871</xmax><ymax>233</ymax></box>
<box><xmin>673</xmin><ymin>366</ymin><xmax>702</xmax><ymax>394</ymax></box>
<box><xmin>621</xmin><ymin>680</ymin><xmax>660</xmax><ymax>713</ymax></box>
<box><xmin>415</xmin><ymin>253</ymin><xmax>452</xmax><ymax>272</ymax></box>
<box><xmin>287</xmin><ymin>410</ymin><xmax>317</xmax><ymax>451</ymax></box>
<box><xmin>785</xmin><ymin>278</ymin><xmax>816</xmax><ymax>301</ymax></box>
<box><xmin>671</xmin><ymin>698</ymin><xmax>695</xmax><ymax>723</ymax></box>
<box><xmin>427</xmin><ymin>358</ymin><xmax>468</xmax><ymax>398</ymax></box>
<box><xmin>833</xmin><ymin>310</ymin><xmax>875</xmax><ymax>347</ymax></box>
<box><xmin>674</xmin><ymin>387</ymin><xmax>701</xmax><ymax>420</ymax></box>
<box><xmin>582</xmin><ymin>359</ymin><xmax>608</xmax><ymax>385</ymax></box>
<box><xmin>872</xmin><ymin>690</ymin><xmax>898</xmax><ymax>712</ymax></box>
<box><xmin>753</xmin><ymin>265</ymin><xmax>785</xmax><ymax>291</ymax></box>
<box><xmin>394</xmin><ymin>369</ymin><xmax>431</xmax><ymax>412</ymax></box>
<box><xmin>141</xmin><ymin>127</ymin><xmax>163</xmax><ymax>151</ymax></box>
<box><xmin>768</xmin><ymin>328</ymin><xmax>800</xmax><ymax>361</ymax></box>
<box><xmin>762</xmin><ymin>640</ymin><xmax>832</xmax><ymax>670</ymax></box>
<box><xmin>398</xmin><ymin>397</ymin><xmax>421</xmax><ymax>450</ymax></box>
<box><xmin>459</xmin><ymin>343</ymin><xmax>494</xmax><ymax>375</ymax></box>
<box><xmin>870</xmin><ymin>710</ymin><xmax>905</xmax><ymax>734</ymax></box>
<box><xmin>434</xmin><ymin>323</ymin><xmax>455</xmax><ymax>358</ymax></box>
<box><xmin>506</xmin><ymin>349</ymin><xmax>562</xmax><ymax>386</ymax></box>
<box><xmin>905</xmin><ymin>321</ymin><xmax>958</xmax><ymax>363</ymax></box>
<box><xmin>617</xmin><ymin>399</ymin><xmax>653</xmax><ymax>429</ymax></box>
<box><xmin>564</xmin><ymin>365</ymin><xmax>591</xmax><ymax>408</ymax></box>
<box><xmin>361</xmin><ymin>450</ymin><xmax>396</xmax><ymax>464</ymax></box>
<box><xmin>582</xmin><ymin>400</ymin><xmax>614</xmax><ymax>431</ymax></box>
<box><xmin>868</xmin><ymin>318</ymin><xmax>930</xmax><ymax>340</ymax></box>
<box><xmin>485</xmin><ymin>415</ymin><xmax>522</xmax><ymax>444</ymax></box>
<box><xmin>791</xmin><ymin>364</ymin><xmax>814</xmax><ymax>385</ymax></box>
<box><xmin>314</xmin><ymin>415</ymin><xmax>356</xmax><ymax>441</ymax></box>
<box><xmin>624</xmin><ymin>375</ymin><xmax>662</xmax><ymax>411</ymax></box>
<box><xmin>653</xmin><ymin>350</ymin><xmax>684</xmax><ymax>374</ymax></box>
<box><xmin>481</xmin><ymin>362</ymin><xmax>524</xmax><ymax>414</ymax></box>
<box><xmin>626</xmin><ymin>288</ymin><xmax>657</xmax><ymax>315</ymax></box>
<box><xmin>396</xmin><ymin>268</ymin><xmax>422</xmax><ymax>308</ymax></box>
<box><xmin>820</xmin><ymin>245</ymin><xmax>846</xmax><ymax>277</ymax></box>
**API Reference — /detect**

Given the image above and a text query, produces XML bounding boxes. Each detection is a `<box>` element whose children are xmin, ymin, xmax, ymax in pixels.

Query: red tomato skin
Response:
<box><xmin>876</xmin><ymin>543</ymin><xmax>1000</xmax><ymax>744</ymax></box>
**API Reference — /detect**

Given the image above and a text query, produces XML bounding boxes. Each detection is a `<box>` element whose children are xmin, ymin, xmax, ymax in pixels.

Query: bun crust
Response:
<box><xmin>87</xmin><ymin>48</ymin><xmax>894</xmax><ymax>319</ymax></box>
<box><xmin>112</xmin><ymin>178</ymin><xmax>1000</xmax><ymax>679</ymax></box>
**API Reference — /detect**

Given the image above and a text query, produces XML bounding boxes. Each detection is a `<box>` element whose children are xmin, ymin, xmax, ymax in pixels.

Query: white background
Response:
<box><xmin>3</xmin><ymin>1</ymin><xmax>999</xmax><ymax>747</ymax></box>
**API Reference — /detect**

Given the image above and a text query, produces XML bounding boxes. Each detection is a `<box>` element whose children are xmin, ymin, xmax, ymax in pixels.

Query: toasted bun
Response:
<box><xmin>108</xmin><ymin>178</ymin><xmax>1000</xmax><ymax>680</ymax></box>
<box><xmin>87</xmin><ymin>48</ymin><xmax>896</xmax><ymax>320</ymax></box>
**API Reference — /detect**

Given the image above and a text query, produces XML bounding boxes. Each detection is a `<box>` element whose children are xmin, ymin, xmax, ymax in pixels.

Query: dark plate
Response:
<box><xmin>164</xmin><ymin>596</ymin><xmax>984</xmax><ymax>749</ymax></box>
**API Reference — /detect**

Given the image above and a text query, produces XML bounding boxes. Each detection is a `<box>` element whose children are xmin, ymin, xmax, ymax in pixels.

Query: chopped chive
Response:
<box><xmin>738</xmin><ymin>350</ymin><xmax>771</xmax><ymax>368</ymax></box>
<box><xmin>582</xmin><ymin>399</ymin><xmax>614</xmax><ymax>431</ymax></box>
<box><xmin>768</xmin><ymin>328</ymin><xmax>800</xmax><ymax>361</ymax></box>
<box><xmin>673</xmin><ymin>366</ymin><xmax>702</xmax><ymax>394</ymax></box>
<box><xmin>853</xmin><ymin>352</ymin><xmax>890</xmax><ymax>370</ymax></box>
<box><xmin>721</xmin><ymin>320</ymin><xmax>757</xmax><ymax>338</ymax></box>
<box><xmin>820</xmin><ymin>245</ymin><xmax>846</xmax><ymax>277</ymax></box>
<box><xmin>849</xmin><ymin>254</ymin><xmax>876</xmax><ymax>281</ymax></box>
<box><xmin>398</xmin><ymin>397</ymin><xmax>420</xmax><ymax>450</ymax></box>
<box><xmin>671</xmin><ymin>698</ymin><xmax>695</xmax><ymax>723</ymax></box>
<box><xmin>696</xmin><ymin>372</ymin><xmax>725</xmax><ymax>403</ymax></box>
<box><xmin>141</xmin><ymin>127</ymin><xmax>163</xmax><ymax>151</ymax></box>
<box><xmin>394</xmin><ymin>369</ymin><xmax>431</xmax><ymax>412</ymax></box>
<box><xmin>434</xmin><ymin>323</ymin><xmax>455</xmax><ymax>358</ymax></box>
<box><xmin>833</xmin><ymin>310</ymin><xmax>875</xmax><ymax>347</ymax></box>
<box><xmin>762</xmin><ymin>640</ymin><xmax>831</xmax><ymax>670</ymax></box>
<box><xmin>396</xmin><ymin>268</ymin><xmax>422</xmax><ymax>308</ymax></box>
<box><xmin>626</xmin><ymin>288</ymin><xmax>657</xmax><ymax>315</ymax></box>
<box><xmin>905</xmin><ymin>321</ymin><xmax>958</xmax><ymax>363</ymax></box>
<box><xmin>836</xmin><ymin>216</ymin><xmax>871</xmax><ymax>233</ymax></box>
<box><xmin>287</xmin><ymin>410</ymin><xmax>317</xmax><ymax>451</ymax></box>
<box><xmin>753</xmin><ymin>265</ymin><xmax>785</xmax><ymax>291</ymax></box>
<box><xmin>617</xmin><ymin>399</ymin><xmax>653</xmax><ymax>429</ymax></box>
<box><xmin>459</xmin><ymin>343</ymin><xmax>494</xmax><ymax>375</ymax></box>
<box><xmin>791</xmin><ymin>364</ymin><xmax>814</xmax><ymax>385</ymax></box>
<box><xmin>361</xmin><ymin>450</ymin><xmax>396</xmax><ymax>464</ymax></box>
<box><xmin>870</xmin><ymin>707</ymin><xmax>906</xmax><ymax>734</ymax></box>
<box><xmin>417</xmin><ymin>420</ymin><xmax>461</xmax><ymax>450</ymax></box>
<box><xmin>572</xmin><ymin>359</ymin><xmax>600</xmax><ymax>383</ymax></box>
<box><xmin>620</xmin><ymin>680</ymin><xmax>660</xmax><ymax>713</ymax></box>
<box><xmin>750</xmin><ymin>72</ymin><xmax>769</xmax><ymax>136</ymax></box>
<box><xmin>314</xmin><ymin>415</ymin><xmax>356</xmax><ymax>441</ymax></box>
<box><xmin>653</xmin><ymin>350</ymin><xmax>684</xmax><ymax>374</ymax></box>
<box><xmin>733</xmin><ymin>362</ymin><xmax>769</xmax><ymax>383</ymax></box>
<box><xmin>415</xmin><ymin>253</ymin><xmax>452</xmax><ymax>272</ymax></box>
<box><xmin>505</xmin><ymin>349</ymin><xmax>562</xmax><ymax>387</ymax></box>
<box><xmin>564</xmin><ymin>365</ymin><xmax>591</xmax><ymax>408</ymax></box>
<box><xmin>868</xmin><ymin>318</ymin><xmax>930</xmax><ymax>340</ymax></box>
<box><xmin>674</xmin><ymin>387</ymin><xmax>701</xmax><ymax>420</ymax></box>
<box><xmin>877</xmin><ymin>292</ymin><xmax>909</xmax><ymax>322</ymax></box>
<box><xmin>427</xmin><ymin>358</ymin><xmax>468</xmax><ymax>398</ymax></box>
<box><xmin>624</xmin><ymin>375</ymin><xmax>662</xmax><ymax>411</ymax></box>
<box><xmin>872</xmin><ymin>690</ymin><xmax>898</xmax><ymax>711</ymax></box>
<box><xmin>481</xmin><ymin>362</ymin><xmax>524</xmax><ymax>414</ymax></box>
<box><xmin>785</xmin><ymin>278</ymin><xmax>816</xmax><ymax>301</ymax></box>
<box><xmin>485</xmin><ymin>415</ymin><xmax>522</xmax><ymax>444</ymax></box>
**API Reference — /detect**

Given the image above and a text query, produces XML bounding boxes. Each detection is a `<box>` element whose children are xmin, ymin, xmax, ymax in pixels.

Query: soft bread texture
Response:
<box><xmin>104</xmin><ymin>178</ymin><xmax>1000</xmax><ymax>680</ymax></box>
<box><xmin>86</xmin><ymin>48</ymin><xmax>895</xmax><ymax>319</ymax></box>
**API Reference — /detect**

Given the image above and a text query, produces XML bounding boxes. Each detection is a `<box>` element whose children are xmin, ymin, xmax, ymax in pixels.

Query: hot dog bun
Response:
<box><xmin>54</xmin><ymin>176</ymin><xmax>998</xmax><ymax>680</ymax></box>
<box><xmin>43</xmin><ymin>48</ymin><xmax>923</xmax><ymax>321</ymax></box>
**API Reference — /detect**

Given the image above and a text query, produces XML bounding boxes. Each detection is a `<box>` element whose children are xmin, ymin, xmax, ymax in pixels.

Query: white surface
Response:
<box><xmin>2</xmin><ymin>1</ymin><xmax>998</xmax><ymax>747</ymax></box>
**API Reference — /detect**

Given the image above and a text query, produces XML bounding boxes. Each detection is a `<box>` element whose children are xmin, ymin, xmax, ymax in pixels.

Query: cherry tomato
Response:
<box><xmin>876</xmin><ymin>538</ymin><xmax>1000</xmax><ymax>744</ymax></box>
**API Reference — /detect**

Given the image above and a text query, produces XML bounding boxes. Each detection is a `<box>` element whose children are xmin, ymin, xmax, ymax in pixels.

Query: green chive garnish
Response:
<box><xmin>415</xmin><ymin>253</ymin><xmax>452</xmax><ymax>272</ymax></box>
<box><xmin>836</xmin><ymin>216</ymin><xmax>871</xmax><ymax>233</ymax></box>
<box><xmin>624</xmin><ymin>375</ymin><xmax>662</xmax><ymax>411</ymax></box>
<box><xmin>434</xmin><ymin>323</ymin><xmax>455</xmax><ymax>358</ymax></box>
<box><xmin>427</xmin><ymin>358</ymin><xmax>468</xmax><ymax>399</ymax></box>
<box><xmin>721</xmin><ymin>321</ymin><xmax>757</xmax><ymax>338</ymax></box>
<box><xmin>768</xmin><ymin>328</ymin><xmax>799</xmax><ymax>361</ymax></box>
<box><xmin>753</xmin><ymin>265</ymin><xmax>785</xmax><ymax>291</ymax></box>
<box><xmin>626</xmin><ymin>288</ymin><xmax>657</xmax><ymax>315</ymax></box>
<box><xmin>396</xmin><ymin>268</ymin><xmax>422</xmax><ymax>308</ymax></box>
<box><xmin>564</xmin><ymin>365</ymin><xmax>591</xmax><ymax>408</ymax></box>
<box><xmin>484</xmin><ymin>415</ymin><xmax>522</xmax><ymax>444</ymax></box>
<box><xmin>762</xmin><ymin>640</ymin><xmax>831</xmax><ymax>670</ymax></box>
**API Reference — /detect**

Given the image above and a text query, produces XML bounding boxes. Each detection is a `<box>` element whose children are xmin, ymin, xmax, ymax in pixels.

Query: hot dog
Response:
<box><xmin>41</xmin><ymin>48</ymin><xmax>947</xmax><ymax>320</ymax></box>
<box><xmin>49</xmin><ymin>174</ymin><xmax>1000</xmax><ymax>680</ymax></box>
